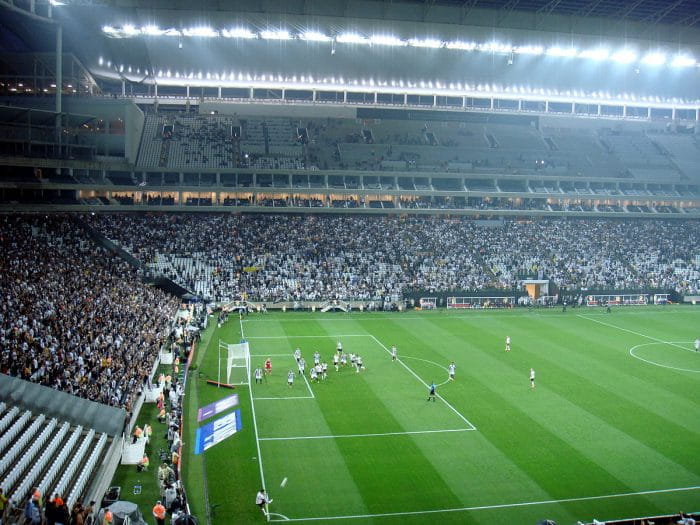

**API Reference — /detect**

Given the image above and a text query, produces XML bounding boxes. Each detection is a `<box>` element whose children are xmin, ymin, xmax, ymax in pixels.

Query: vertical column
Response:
<box><xmin>544</xmin><ymin>100</ymin><xmax>549</xmax><ymax>113</ymax></box>
<box><xmin>597</xmin><ymin>104</ymin><xmax>602</xmax><ymax>116</ymax></box>
<box><xmin>55</xmin><ymin>24</ymin><xmax>62</xmax><ymax>146</ymax></box>
<box><xmin>218</xmin><ymin>86</ymin><xmax>222</xmax><ymax>99</ymax></box>
<box><xmin>462</xmin><ymin>96</ymin><xmax>466</xmax><ymax>109</ymax></box>
<box><xmin>312</xmin><ymin>89</ymin><xmax>316</xmax><ymax>102</ymax></box>
<box><xmin>403</xmin><ymin>93</ymin><xmax>407</xmax><ymax>105</ymax></box>
<box><xmin>343</xmin><ymin>91</ymin><xmax>347</xmax><ymax>103</ymax></box>
<box><xmin>518</xmin><ymin>100</ymin><xmax>522</xmax><ymax>111</ymax></box>
<box><xmin>186</xmin><ymin>85</ymin><xmax>190</xmax><ymax>98</ymax></box>
<box><xmin>154</xmin><ymin>84</ymin><xmax>158</xmax><ymax>97</ymax></box>
<box><xmin>623</xmin><ymin>105</ymin><xmax>627</xmax><ymax>117</ymax></box>
<box><xmin>672</xmin><ymin>108</ymin><xmax>677</xmax><ymax>120</ymax></box>
<box><xmin>490</xmin><ymin>98</ymin><xmax>494</xmax><ymax>110</ymax></box>
<box><xmin>433</xmin><ymin>95</ymin><xmax>437</xmax><ymax>107</ymax></box>
<box><xmin>249</xmin><ymin>87</ymin><xmax>254</xmax><ymax>99</ymax></box>
<box><xmin>375</xmin><ymin>92</ymin><xmax>378</xmax><ymax>104</ymax></box>
<box><xmin>122</xmin><ymin>80</ymin><xmax>126</xmax><ymax>97</ymax></box>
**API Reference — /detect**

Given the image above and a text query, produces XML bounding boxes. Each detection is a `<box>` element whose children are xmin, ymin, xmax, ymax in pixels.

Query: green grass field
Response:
<box><xmin>183</xmin><ymin>306</ymin><xmax>700</xmax><ymax>524</ymax></box>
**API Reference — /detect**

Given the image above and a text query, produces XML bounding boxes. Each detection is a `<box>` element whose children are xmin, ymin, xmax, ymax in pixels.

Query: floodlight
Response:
<box><xmin>102</xmin><ymin>25</ymin><xmax>117</xmax><ymax>34</ymax></box>
<box><xmin>370</xmin><ymin>35</ymin><xmax>405</xmax><ymax>46</ymax></box>
<box><xmin>671</xmin><ymin>55</ymin><xmax>696</xmax><ymax>67</ymax></box>
<box><xmin>480</xmin><ymin>42</ymin><xmax>512</xmax><ymax>53</ymax></box>
<box><xmin>222</xmin><ymin>28</ymin><xmax>257</xmax><ymax>39</ymax></box>
<box><xmin>98</xmin><ymin>57</ymin><xmax>103</xmax><ymax>65</ymax></box>
<box><xmin>611</xmin><ymin>49</ymin><xmax>637</xmax><ymax>63</ymax></box>
<box><xmin>141</xmin><ymin>25</ymin><xmax>165</xmax><ymax>36</ymax></box>
<box><xmin>408</xmin><ymin>38</ymin><xmax>443</xmax><ymax>48</ymax></box>
<box><xmin>260</xmin><ymin>30</ymin><xmax>291</xmax><ymax>40</ymax></box>
<box><xmin>446</xmin><ymin>40</ymin><xmax>477</xmax><ymax>51</ymax></box>
<box><xmin>514</xmin><ymin>45</ymin><xmax>544</xmax><ymax>55</ymax></box>
<box><xmin>578</xmin><ymin>48</ymin><xmax>609</xmax><ymax>60</ymax></box>
<box><xmin>641</xmin><ymin>52</ymin><xmax>666</xmax><ymax>66</ymax></box>
<box><xmin>546</xmin><ymin>46</ymin><xmax>577</xmax><ymax>57</ymax></box>
<box><xmin>336</xmin><ymin>33</ymin><xmax>369</xmax><ymax>44</ymax></box>
<box><xmin>183</xmin><ymin>27</ymin><xmax>218</xmax><ymax>37</ymax></box>
<box><xmin>123</xmin><ymin>24</ymin><xmax>139</xmax><ymax>36</ymax></box>
<box><xmin>163</xmin><ymin>28</ymin><xmax>182</xmax><ymax>37</ymax></box>
<box><xmin>300</xmin><ymin>31</ymin><xmax>331</xmax><ymax>42</ymax></box>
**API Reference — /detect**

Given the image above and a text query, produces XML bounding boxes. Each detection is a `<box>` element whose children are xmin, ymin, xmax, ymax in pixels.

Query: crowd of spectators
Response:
<box><xmin>0</xmin><ymin>215</ymin><xmax>179</xmax><ymax>409</ymax></box>
<box><xmin>87</xmin><ymin>214</ymin><xmax>700</xmax><ymax>303</ymax></box>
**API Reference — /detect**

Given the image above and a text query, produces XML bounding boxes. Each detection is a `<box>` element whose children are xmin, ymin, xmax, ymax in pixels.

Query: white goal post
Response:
<box><xmin>447</xmin><ymin>296</ymin><xmax>515</xmax><ymax>309</ymax></box>
<box><xmin>585</xmin><ymin>294</ymin><xmax>649</xmax><ymax>306</ymax></box>
<box><xmin>217</xmin><ymin>340</ymin><xmax>250</xmax><ymax>386</ymax></box>
<box><xmin>419</xmin><ymin>297</ymin><xmax>437</xmax><ymax>309</ymax></box>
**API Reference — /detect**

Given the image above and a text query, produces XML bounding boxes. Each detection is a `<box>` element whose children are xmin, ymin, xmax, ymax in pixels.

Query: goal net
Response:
<box><xmin>447</xmin><ymin>296</ymin><xmax>515</xmax><ymax>309</ymax></box>
<box><xmin>585</xmin><ymin>294</ymin><xmax>649</xmax><ymax>306</ymax></box>
<box><xmin>218</xmin><ymin>341</ymin><xmax>250</xmax><ymax>385</ymax></box>
<box><xmin>419</xmin><ymin>297</ymin><xmax>437</xmax><ymax>309</ymax></box>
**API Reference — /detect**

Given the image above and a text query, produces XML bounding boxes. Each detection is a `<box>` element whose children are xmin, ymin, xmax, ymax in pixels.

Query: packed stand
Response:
<box><xmin>87</xmin><ymin>214</ymin><xmax>700</xmax><ymax>302</ymax></box>
<box><xmin>0</xmin><ymin>215</ymin><xmax>179</xmax><ymax>409</ymax></box>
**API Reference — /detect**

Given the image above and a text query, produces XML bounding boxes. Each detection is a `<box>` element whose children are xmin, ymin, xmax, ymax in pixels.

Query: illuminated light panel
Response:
<box><xmin>123</xmin><ymin>24</ymin><xmax>139</xmax><ymax>36</ymax></box>
<box><xmin>222</xmin><ymin>28</ymin><xmax>256</xmax><ymax>39</ymax></box>
<box><xmin>102</xmin><ymin>25</ymin><xmax>118</xmax><ymax>34</ymax></box>
<box><xmin>546</xmin><ymin>46</ymin><xmax>578</xmax><ymax>57</ymax></box>
<box><xmin>611</xmin><ymin>49</ymin><xmax>637</xmax><ymax>63</ymax></box>
<box><xmin>578</xmin><ymin>48</ymin><xmax>609</xmax><ymax>60</ymax></box>
<box><xmin>183</xmin><ymin>27</ymin><xmax>218</xmax><ymax>37</ymax></box>
<box><xmin>514</xmin><ymin>45</ymin><xmax>544</xmax><ymax>55</ymax></box>
<box><xmin>641</xmin><ymin>52</ymin><xmax>666</xmax><ymax>66</ymax></box>
<box><xmin>445</xmin><ymin>40</ymin><xmax>477</xmax><ymax>51</ymax></box>
<box><xmin>408</xmin><ymin>38</ymin><xmax>443</xmax><ymax>48</ymax></box>
<box><xmin>141</xmin><ymin>25</ymin><xmax>165</xmax><ymax>36</ymax></box>
<box><xmin>336</xmin><ymin>33</ymin><xmax>370</xmax><ymax>44</ymax></box>
<box><xmin>671</xmin><ymin>55</ymin><xmax>696</xmax><ymax>67</ymax></box>
<box><xmin>480</xmin><ymin>42</ymin><xmax>512</xmax><ymax>53</ymax></box>
<box><xmin>370</xmin><ymin>35</ymin><xmax>405</xmax><ymax>46</ymax></box>
<box><xmin>300</xmin><ymin>31</ymin><xmax>331</xmax><ymax>42</ymax></box>
<box><xmin>260</xmin><ymin>30</ymin><xmax>292</xmax><ymax>40</ymax></box>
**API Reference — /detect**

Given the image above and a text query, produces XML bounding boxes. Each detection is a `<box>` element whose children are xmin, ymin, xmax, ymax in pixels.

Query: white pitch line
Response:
<box><xmin>629</xmin><ymin>342</ymin><xmax>700</xmax><ymax>374</ymax></box>
<box><xmin>577</xmin><ymin>314</ymin><xmax>696</xmax><ymax>353</ymax></box>
<box><xmin>246</xmin><ymin>334</ymin><xmax>369</xmax><ymax>339</ymax></box>
<box><xmin>268</xmin><ymin>485</ymin><xmax>700</xmax><ymax>522</ymax></box>
<box><xmin>250</xmin><ymin>353</ymin><xmax>299</xmax><ymax>358</ymax></box>
<box><xmin>259</xmin><ymin>428</ymin><xmax>473</xmax><ymax>441</ymax></box>
<box><xmin>240</xmin><ymin>317</ymin><xmax>270</xmax><ymax>514</ymax></box>
<box><xmin>254</xmin><ymin>396</ymin><xmax>316</xmax><ymax>401</ymax></box>
<box><xmin>301</xmin><ymin>368</ymin><xmax>316</xmax><ymax>399</ymax></box>
<box><xmin>369</xmin><ymin>335</ymin><xmax>477</xmax><ymax>431</ymax></box>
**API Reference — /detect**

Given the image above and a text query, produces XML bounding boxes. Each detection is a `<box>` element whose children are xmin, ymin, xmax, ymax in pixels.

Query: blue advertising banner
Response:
<box><xmin>197</xmin><ymin>394</ymin><xmax>239</xmax><ymax>422</ymax></box>
<box><xmin>194</xmin><ymin>409</ymin><xmax>242</xmax><ymax>455</ymax></box>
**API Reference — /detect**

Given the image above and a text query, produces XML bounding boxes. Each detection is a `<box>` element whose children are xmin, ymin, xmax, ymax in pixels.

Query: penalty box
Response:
<box><xmin>246</xmin><ymin>334</ymin><xmax>477</xmax><ymax>439</ymax></box>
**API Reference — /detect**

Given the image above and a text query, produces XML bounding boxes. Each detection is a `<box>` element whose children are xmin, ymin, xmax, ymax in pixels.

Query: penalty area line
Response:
<box><xmin>268</xmin><ymin>485</ymin><xmax>700</xmax><ymax>522</ymax></box>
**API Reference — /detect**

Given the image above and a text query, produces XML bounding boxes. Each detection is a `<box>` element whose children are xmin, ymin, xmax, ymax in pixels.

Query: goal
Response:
<box><xmin>653</xmin><ymin>293</ymin><xmax>671</xmax><ymax>305</ymax></box>
<box><xmin>447</xmin><ymin>296</ymin><xmax>515</xmax><ymax>309</ymax></box>
<box><xmin>419</xmin><ymin>297</ymin><xmax>437</xmax><ymax>310</ymax></box>
<box><xmin>218</xmin><ymin>340</ymin><xmax>250</xmax><ymax>386</ymax></box>
<box><xmin>585</xmin><ymin>294</ymin><xmax>649</xmax><ymax>306</ymax></box>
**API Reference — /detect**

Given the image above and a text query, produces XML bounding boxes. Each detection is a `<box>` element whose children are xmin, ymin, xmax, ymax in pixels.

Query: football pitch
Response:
<box><xmin>183</xmin><ymin>306</ymin><xmax>700</xmax><ymax>524</ymax></box>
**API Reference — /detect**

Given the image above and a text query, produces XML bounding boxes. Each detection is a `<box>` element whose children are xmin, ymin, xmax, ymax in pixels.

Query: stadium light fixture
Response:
<box><xmin>370</xmin><ymin>35</ymin><xmax>405</xmax><ymax>46</ymax></box>
<box><xmin>260</xmin><ymin>30</ymin><xmax>292</xmax><ymax>40</ymax></box>
<box><xmin>480</xmin><ymin>42</ymin><xmax>512</xmax><ymax>53</ymax></box>
<box><xmin>123</xmin><ymin>24</ymin><xmax>139</xmax><ymax>36</ymax></box>
<box><xmin>98</xmin><ymin>57</ymin><xmax>103</xmax><ymax>65</ymax></box>
<box><xmin>611</xmin><ymin>49</ymin><xmax>637</xmax><ymax>63</ymax></box>
<box><xmin>183</xmin><ymin>27</ymin><xmax>218</xmax><ymax>37</ymax></box>
<box><xmin>336</xmin><ymin>33</ymin><xmax>370</xmax><ymax>44</ymax></box>
<box><xmin>514</xmin><ymin>45</ymin><xmax>544</xmax><ymax>55</ymax></box>
<box><xmin>446</xmin><ymin>40</ymin><xmax>477</xmax><ymax>51</ymax></box>
<box><xmin>141</xmin><ymin>25</ymin><xmax>165</xmax><ymax>36</ymax></box>
<box><xmin>408</xmin><ymin>38</ymin><xmax>443</xmax><ymax>49</ymax></box>
<box><xmin>222</xmin><ymin>28</ymin><xmax>257</xmax><ymax>39</ymax></box>
<box><xmin>578</xmin><ymin>48</ymin><xmax>609</xmax><ymax>60</ymax></box>
<box><xmin>671</xmin><ymin>54</ymin><xmax>696</xmax><ymax>67</ymax></box>
<box><xmin>300</xmin><ymin>31</ymin><xmax>331</xmax><ymax>42</ymax></box>
<box><xmin>641</xmin><ymin>52</ymin><xmax>666</xmax><ymax>66</ymax></box>
<box><xmin>546</xmin><ymin>46</ymin><xmax>577</xmax><ymax>57</ymax></box>
<box><xmin>102</xmin><ymin>25</ymin><xmax>118</xmax><ymax>35</ymax></box>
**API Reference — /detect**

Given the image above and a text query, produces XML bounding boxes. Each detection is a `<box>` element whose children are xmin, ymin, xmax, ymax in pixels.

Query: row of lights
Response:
<box><xmin>101</xmin><ymin>24</ymin><xmax>699</xmax><ymax>68</ymax></box>
<box><xmin>96</xmin><ymin>61</ymin><xmax>699</xmax><ymax>104</ymax></box>
<box><xmin>1</xmin><ymin>82</ymin><xmax>77</xmax><ymax>93</ymax></box>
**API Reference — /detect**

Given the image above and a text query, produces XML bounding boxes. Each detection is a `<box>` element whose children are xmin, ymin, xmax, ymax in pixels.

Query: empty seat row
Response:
<box><xmin>2</xmin><ymin>418</ymin><xmax>56</xmax><ymax>493</ymax></box>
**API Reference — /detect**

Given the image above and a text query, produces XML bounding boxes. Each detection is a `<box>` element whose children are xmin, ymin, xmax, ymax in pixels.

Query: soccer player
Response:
<box><xmin>333</xmin><ymin>353</ymin><xmax>340</xmax><ymax>371</ymax></box>
<box><xmin>255</xmin><ymin>489</ymin><xmax>272</xmax><ymax>516</ymax></box>
<box><xmin>427</xmin><ymin>382</ymin><xmax>436</xmax><ymax>402</ymax></box>
<box><xmin>310</xmin><ymin>366</ymin><xmax>318</xmax><ymax>383</ymax></box>
<box><xmin>264</xmin><ymin>358</ymin><xmax>272</xmax><ymax>376</ymax></box>
<box><xmin>315</xmin><ymin>363</ymin><xmax>322</xmax><ymax>380</ymax></box>
<box><xmin>391</xmin><ymin>345</ymin><xmax>397</xmax><ymax>361</ymax></box>
<box><xmin>313</xmin><ymin>351</ymin><xmax>321</xmax><ymax>366</ymax></box>
<box><xmin>297</xmin><ymin>357</ymin><xmax>306</xmax><ymax>376</ymax></box>
<box><xmin>530</xmin><ymin>368</ymin><xmax>536</xmax><ymax>388</ymax></box>
<box><xmin>448</xmin><ymin>362</ymin><xmax>456</xmax><ymax>381</ymax></box>
<box><xmin>294</xmin><ymin>347</ymin><xmax>301</xmax><ymax>363</ymax></box>
<box><xmin>321</xmin><ymin>361</ymin><xmax>328</xmax><ymax>380</ymax></box>
<box><xmin>287</xmin><ymin>370</ymin><xmax>294</xmax><ymax>388</ymax></box>
<box><xmin>350</xmin><ymin>353</ymin><xmax>357</xmax><ymax>368</ymax></box>
<box><xmin>336</xmin><ymin>340</ymin><xmax>343</xmax><ymax>354</ymax></box>
<box><xmin>695</xmin><ymin>338</ymin><xmax>699</xmax><ymax>352</ymax></box>
<box><xmin>356</xmin><ymin>355</ymin><xmax>364</xmax><ymax>373</ymax></box>
<box><xmin>505</xmin><ymin>336</ymin><xmax>511</xmax><ymax>352</ymax></box>
<box><xmin>340</xmin><ymin>353</ymin><xmax>347</xmax><ymax>367</ymax></box>
<box><xmin>254</xmin><ymin>367</ymin><xmax>263</xmax><ymax>384</ymax></box>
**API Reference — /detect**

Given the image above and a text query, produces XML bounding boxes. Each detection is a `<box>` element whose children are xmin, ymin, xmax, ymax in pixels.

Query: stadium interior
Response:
<box><xmin>0</xmin><ymin>0</ymin><xmax>699</xmax><ymax>524</ymax></box>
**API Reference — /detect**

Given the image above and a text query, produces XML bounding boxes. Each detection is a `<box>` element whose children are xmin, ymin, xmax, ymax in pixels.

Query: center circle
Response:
<box><xmin>629</xmin><ymin>341</ymin><xmax>700</xmax><ymax>373</ymax></box>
